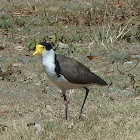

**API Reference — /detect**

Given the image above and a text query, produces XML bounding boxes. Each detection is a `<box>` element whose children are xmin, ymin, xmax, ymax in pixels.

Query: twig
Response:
<box><xmin>127</xmin><ymin>60</ymin><xmax>139</xmax><ymax>72</ymax></box>
<box><xmin>26</xmin><ymin>0</ymin><xmax>32</xmax><ymax>9</ymax></box>
<box><xmin>114</xmin><ymin>19</ymin><xmax>132</xmax><ymax>42</ymax></box>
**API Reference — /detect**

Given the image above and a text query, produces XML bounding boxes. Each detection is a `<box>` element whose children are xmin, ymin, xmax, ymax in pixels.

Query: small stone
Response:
<box><xmin>124</xmin><ymin>61</ymin><xmax>133</xmax><ymax>65</ymax></box>
<box><xmin>34</xmin><ymin>123</ymin><xmax>44</xmax><ymax>132</ymax></box>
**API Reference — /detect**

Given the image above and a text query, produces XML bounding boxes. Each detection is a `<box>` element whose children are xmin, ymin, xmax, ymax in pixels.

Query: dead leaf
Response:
<box><xmin>87</xmin><ymin>56</ymin><xmax>104</xmax><ymax>61</ymax></box>
<box><xmin>1</xmin><ymin>28</ymin><xmax>8</xmax><ymax>32</ymax></box>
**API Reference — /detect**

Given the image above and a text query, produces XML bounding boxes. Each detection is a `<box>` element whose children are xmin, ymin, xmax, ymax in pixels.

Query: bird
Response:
<box><xmin>33</xmin><ymin>42</ymin><xmax>107</xmax><ymax>120</ymax></box>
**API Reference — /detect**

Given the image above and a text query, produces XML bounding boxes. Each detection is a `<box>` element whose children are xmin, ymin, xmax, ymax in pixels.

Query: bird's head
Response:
<box><xmin>33</xmin><ymin>42</ymin><xmax>52</xmax><ymax>56</ymax></box>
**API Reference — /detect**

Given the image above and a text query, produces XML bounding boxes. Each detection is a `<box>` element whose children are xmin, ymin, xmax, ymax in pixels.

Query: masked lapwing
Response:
<box><xmin>33</xmin><ymin>42</ymin><xmax>107</xmax><ymax>120</ymax></box>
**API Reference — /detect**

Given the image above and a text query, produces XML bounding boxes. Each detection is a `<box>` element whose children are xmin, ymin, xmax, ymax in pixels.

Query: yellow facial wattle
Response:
<box><xmin>33</xmin><ymin>44</ymin><xmax>44</xmax><ymax>56</ymax></box>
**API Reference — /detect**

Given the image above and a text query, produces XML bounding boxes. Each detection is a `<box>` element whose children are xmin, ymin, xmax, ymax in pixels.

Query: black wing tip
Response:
<box><xmin>102</xmin><ymin>81</ymin><xmax>108</xmax><ymax>86</ymax></box>
<box><xmin>99</xmin><ymin>80</ymin><xmax>108</xmax><ymax>86</ymax></box>
<box><xmin>95</xmin><ymin>76</ymin><xmax>108</xmax><ymax>86</ymax></box>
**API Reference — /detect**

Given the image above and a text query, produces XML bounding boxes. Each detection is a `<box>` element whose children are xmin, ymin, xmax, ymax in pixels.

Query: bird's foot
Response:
<box><xmin>78</xmin><ymin>111</ymin><xmax>82</xmax><ymax>119</ymax></box>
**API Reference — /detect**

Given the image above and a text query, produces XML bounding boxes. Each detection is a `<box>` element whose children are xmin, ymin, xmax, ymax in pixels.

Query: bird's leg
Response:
<box><xmin>62</xmin><ymin>91</ymin><xmax>68</xmax><ymax>120</ymax></box>
<box><xmin>79</xmin><ymin>87</ymin><xmax>89</xmax><ymax>119</ymax></box>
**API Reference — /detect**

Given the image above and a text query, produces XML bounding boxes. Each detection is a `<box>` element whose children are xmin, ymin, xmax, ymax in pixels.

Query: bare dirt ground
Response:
<box><xmin>0</xmin><ymin>0</ymin><xmax>140</xmax><ymax>140</ymax></box>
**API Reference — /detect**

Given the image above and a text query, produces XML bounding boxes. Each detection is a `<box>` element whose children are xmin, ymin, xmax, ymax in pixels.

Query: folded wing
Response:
<box><xmin>56</xmin><ymin>55</ymin><xmax>107</xmax><ymax>86</ymax></box>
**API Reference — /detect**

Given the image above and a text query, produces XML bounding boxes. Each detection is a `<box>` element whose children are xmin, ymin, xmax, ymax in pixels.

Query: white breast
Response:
<box><xmin>42</xmin><ymin>49</ymin><xmax>56</xmax><ymax>78</ymax></box>
<box><xmin>43</xmin><ymin>57</ymin><xmax>70</xmax><ymax>90</ymax></box>
<box><xmin>42</xmin><ymin>49</ymin><xmax>68</xmax><ymax>87</ymax></box>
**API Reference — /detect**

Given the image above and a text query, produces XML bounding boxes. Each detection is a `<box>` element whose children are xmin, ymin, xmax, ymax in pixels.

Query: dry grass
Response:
<box><xmin>0</xmin><ymin>0</ymin><xmax>140</xmax><ymax>140</ymax></box>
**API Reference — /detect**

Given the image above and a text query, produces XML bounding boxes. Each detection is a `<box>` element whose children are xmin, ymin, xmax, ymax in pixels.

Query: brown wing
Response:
<box><xmin>56</xmin><ymin>55</ymin><xmax>107</xmax><ymax>86</ymax></box>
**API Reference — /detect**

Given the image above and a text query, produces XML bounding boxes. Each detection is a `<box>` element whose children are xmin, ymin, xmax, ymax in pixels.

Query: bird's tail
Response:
<box><xmin>95</xmin><ymin>75</ymin><xmax>108</xmax><ymax>86</ymax></box>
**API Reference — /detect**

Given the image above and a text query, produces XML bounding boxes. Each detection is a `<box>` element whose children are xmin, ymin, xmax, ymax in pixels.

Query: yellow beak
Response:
<box><xmin>33</xmin><ymin>50</ymin><xmax>39</xmax><ymax>56</ymax></box>
<box><xmin>33</xmin><ymin>44</ymin><xmax>44</xmax><ymax>56</ymax></box>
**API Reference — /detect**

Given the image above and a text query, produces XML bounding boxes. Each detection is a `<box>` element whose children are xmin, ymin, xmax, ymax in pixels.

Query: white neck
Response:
<box><xmin>42</xmin><ymin>49</ymin><xmax>55</xmax><ymax>60</ymax></box>
<box><xmin>42</xmin><ymin>49</ymin><xmax>56</xmax><ymax>75</ymax></box>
